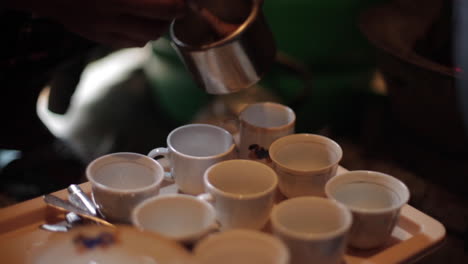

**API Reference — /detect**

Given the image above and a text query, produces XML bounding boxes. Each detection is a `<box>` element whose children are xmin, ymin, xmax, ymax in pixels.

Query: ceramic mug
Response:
<box><xmin>194</xmin><ymin>229</ymin><xmax>290</xmax><ymax>264</ymax></box>
<box><xmin>237</xmin><ymin>102</ymin><xmax>295</xmax><ymax>165</ymax></box>
<box><xmin>269</xmin><ymin>133</ymin><xmax>343</xmax><ymax>197</ymax></box>
<box><xmin>199</xmin><ymin>159</ymin><xmax>278</xmax><ymax>230</ymax></box>
<box><xmin>270</xmin><ymin>197</ymin><xmax>352</xmax><ymax>264</ymax></box>
<box><xmin>148</xmin><ymin>124</ymin><xmax>237</xmax><ymax>195</ymax></box>
<box><xmin>325</xmin><ymin>170</ymin><xmax>410</xmax><ymax>249</ymax></box>
<box><xmin>86</xmin><ymin>152</ymin><xmax>165</xmax><ymax>223</ymax></box>
<box><xmin>131</xmin><ymin>194</ymin><xmax>217</xmax><ymax>244</ymax></box>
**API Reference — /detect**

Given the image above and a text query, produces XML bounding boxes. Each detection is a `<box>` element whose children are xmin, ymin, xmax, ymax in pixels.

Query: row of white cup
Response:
<box><xmin>127</xmin><ymin>169</ymin><xmax>409</xmax><ymax>264</ymax></box>
<box><xmin>84</xmin><ymin>102</ymin><xmax>410</xmax><ymax>264</ymax></box>
<box><xmin>86</xmin><ymin>124</ymin><xmax>340</xmax><ymax>226</ymax></box>
<box><xmin>86</xmin><ymin>102</ymin><xmax>296</xmax><ymax>223</ymax></box>
<box><xmin>148</xmin><ymin>101</ymin><xmax>298</xmax><ymax>196</ymax></box>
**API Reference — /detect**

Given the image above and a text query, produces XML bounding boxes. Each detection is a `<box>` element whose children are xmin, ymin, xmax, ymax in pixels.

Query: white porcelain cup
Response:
<box><xmin>325</xmin><ymin>170</ymin><xmax>410</xmax><ymax>249</ymax></box>
<box><xmin>148</xmin><ymin>124</ymin><xmax>237</xmax><ymax>195</ymax></box>
<box><xmin>86</xmin><ymin>152</ymin><xmax>165</xmax><ymax>223</ymax></box>
<box><xmin>194</xmin><ymin>229</ymin><xmax>290</xmax><ymax>264</ymax></box>
<box><xmin>237</xmin><ymin>102</ymin><xmax>295</xmax><ymax>165</ymax></box>
<box><xmin>269</xmin><ymin>133</ymin><xmax>343</xmax><ymax>197</ymax></box>
<box><xmin>199</xmin><ymin>159</ymin><xmax>278</xmax><ymax>230</ymax></box>
<box><xmin>270</xmin><ymin>197</ymin><xmax>352</xmax><ymax>264</ymax></box>
<box><xmin>131</xmin><ymin>194</ymin><xmax>217</xmax><ymax>244</ymax></box>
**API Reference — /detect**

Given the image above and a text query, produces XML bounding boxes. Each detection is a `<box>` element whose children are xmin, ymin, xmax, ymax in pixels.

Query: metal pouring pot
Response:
<box><xmin>170</xmin><ymin>0</ymin><xmax>276</xmax><ymax>95</ymax></box>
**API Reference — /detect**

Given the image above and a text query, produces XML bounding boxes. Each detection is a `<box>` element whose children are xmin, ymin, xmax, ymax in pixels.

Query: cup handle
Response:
<box><xmin>197</xmin><ymin>193</ymin><xmax>215</xmax><ymax>204</ymax></box>
<box><xmin>208</xmin><ymin>221</ymin><xmax>221</xmax><ymax>233</ymax></box>
<box><xmin>148</xmin><ymin>147</ymin><xmax>174</xmax><ymax>182</ymax></box>
<box><xmin>197</xmin><ymin>193</ymin><xmax>220</xmax><ymax>232</ymax></box>
<box><xmin>218</xmin><ymin>115</ymin><xmax>240</xmax><ymax>146</ymax></box>
<box><xmin>221</xmin><ymin>116</ymin><xmax>240</xmax><ymax>132</ymax></box>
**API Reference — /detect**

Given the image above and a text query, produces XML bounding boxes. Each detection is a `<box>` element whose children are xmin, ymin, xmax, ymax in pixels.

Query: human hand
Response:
<box><xmin>5</xmin><ymin>0</ymin><xmax>187</xmax><ymax>48</ymax></box>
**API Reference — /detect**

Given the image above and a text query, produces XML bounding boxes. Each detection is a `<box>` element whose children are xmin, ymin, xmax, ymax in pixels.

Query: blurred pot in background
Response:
<box><xmin>359</xmin><ymin>0</ymin><xmax>468</xmax><ymax>153</ymax></box>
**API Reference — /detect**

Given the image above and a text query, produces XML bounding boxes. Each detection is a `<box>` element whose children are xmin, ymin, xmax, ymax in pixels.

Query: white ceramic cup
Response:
<box><xmin>269</xmin><ymin>133</ymin><xmax>343</xmax><ymax>198</ymax></box>
<box><xmin>270</xmin><ymin>197</ymin><xmax>352</xmax><ymax>264</ymax></box>
<box><xmin>148</xmin><ymin>124</ymin><xmax>237</xmax><ymax>195</ymax></box>
<box><xmin>86</xmin><ymin>152</ymin><xmax>165</xmax><ymax>223</ymax></box>
<box><xmin>237</xmin><ymin>102</ymin><xmax>295</xmax><ymax>165</ymax></box>
<box><xmin>194</xmin><ymin>229</ymin><xmax>290</xmax><ymax>264</ymax></box>
<box><xmin>131</xmin><ymin>194</ymin><xmax>217</xmax><ymax>244</ymax></box>
<box><xmin>199</xmin><ymin>159</ymin><xmax>278</xmax><ymax>230</ymax></box>
<box><xmin>325</xmin><ymin>170</ymin><xmax>410</xmax><ymax>249</ymax></box>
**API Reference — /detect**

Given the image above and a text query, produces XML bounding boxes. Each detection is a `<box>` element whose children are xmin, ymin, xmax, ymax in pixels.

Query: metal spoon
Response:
<box><xmin>43</xmin><ymin>194</ymin><xmax>114</xmax><ymax>227</ymax></box>
<box><xmin>67</xmin><ymin>184</ymin><xmax>103</xmax><ymax>217</ymax></box>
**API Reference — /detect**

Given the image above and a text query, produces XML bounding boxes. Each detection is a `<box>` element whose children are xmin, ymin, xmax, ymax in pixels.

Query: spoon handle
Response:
<box><xmin>67</xmin><ymin>184</ymin><xmax>101</xmax><ymax>217</ymax></box>
<box><xmin>43</xmin><ymin>194</ymin><xmax>114</xmax><ymax>227</ymax></box>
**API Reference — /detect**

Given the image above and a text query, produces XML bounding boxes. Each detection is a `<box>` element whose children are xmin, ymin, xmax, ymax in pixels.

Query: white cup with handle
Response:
<box><xmin>86</xmin><ymin>152</ymin><xmax>165</xmax><ymax>223</ymax></box>
<box><xmin>148</xmin><ymin>124</ymin><xmax>237</xmax><ymax>195</ymax></box>
<box><xmin>198</xmin><ymin>159</ymin><xmax>278</xmax><ymax>230</ymax></box>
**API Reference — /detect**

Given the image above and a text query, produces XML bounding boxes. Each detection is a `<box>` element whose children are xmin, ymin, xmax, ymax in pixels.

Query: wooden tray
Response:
<box><xmin>0</xmin><ymin>167</ymin><xmax>445</xmax><ymax>264</ymax></box>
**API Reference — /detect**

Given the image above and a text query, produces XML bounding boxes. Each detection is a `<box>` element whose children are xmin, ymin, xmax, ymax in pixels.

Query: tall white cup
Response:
<box><xmin>325</xmin><ymin>170</ymin><xmax>410</xmax><ymax>249</ymax></box>
<box><xmin>238</xmin><ymin>102</ymin><xmax>295</xmax><ymax>165</ymax></box>
<box><xmin>271</xmin><ymin>197</ymin><xmax>352</xmax><ymax>264</ymax></box>
<box><xmin>269</xmin><ymin>133</ymin><xmax>343</xmax><ymax>197</ymax></box>
<box><xmin>148</xmin><ymin>124</ymin><xmax>237</xmax><ymax>195</ymax></box>
<box><xmin>199</xmin><ymin>159</ymin><xmax>278</xmax><ymax>230</ymax></box>
<box><xmin>194</xmin><ymin>229</ymin><xmax>290</xmax><ymax>264</ymax></box>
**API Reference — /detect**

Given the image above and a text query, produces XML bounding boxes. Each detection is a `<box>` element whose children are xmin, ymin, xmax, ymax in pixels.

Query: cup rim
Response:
<box><xmin>170</xmin><ymin>0</ymin><xmax>261</xmax><ymax>51</ymax></box>
<box><xmin>131</xmin><ymin>194</ymin><xmax>217</xmax><ymax>242</ymax></box>
<box><xmin>239</xmin><ymin>102</ymin><xmax>296</xmax><ymax>131</ymax></box>
<box><xmin>269</xmin><ymin>133</ymin><xmax>343</xmax><ymax>174</ymax></box>
<box><xmin>270</xmin><ymin>196</ymin><xmax>353</xmax><ymax>240</ymax></box>
<box><xmin>167</xmin><ymin>124</ymin><xmax>236</xmax><ymax>159</ymax></box>
<box><xmin>194</xmin><ymin>229</ymin><xmax>290</xmax><ymax>264</ymax></box>
<box><xmin>204</xmin><ymin>159</ymin><xmax>278</xmax><ymax>199</ymax></box>
<box><xmin>324</xmin><ymin>170</ymin><xmax>410</xmax><ymax>214</ymax></box>
<box><xmin>86</xmin><ymin>152</ymin><xmax>164</xmax><ymax>194</ymax></box>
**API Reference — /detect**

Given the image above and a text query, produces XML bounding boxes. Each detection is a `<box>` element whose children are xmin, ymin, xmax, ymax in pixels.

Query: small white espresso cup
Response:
<box><xmin>131</xmin><ymin>194</ymin><xmax>217</xmax><ymax>244</ymax></box>
<box><xmin>86</xmin><ymin>152</ymin><xmax>165</xmax><ymax>223</ymax></box>
<box><xmin>194</xmin><ymin>229</ymin><xmax>290</xmax><ymax>264</ymax></box>
<box><xmin>325</xmin><ymin>170</ymin><xmax>410</xmax><ymax>249</ymax></box>
<box><xmin>270</xmin><ymin>197</ymin><xmax>352</xmax><ymax>264</ymax></box>
<box><xmin>238</xmin><ymin>102</ymin><xmax>295</xmax><ymax>165</ymax></box>
<box><xmin>269</xmin><ymin>133</ymin><xmax>343</xmax><ymax>197</ymax></box>
<box><xmin>199</xmin><ymin>159</ymin><xmax>278</xmax><ymax>230</ymax></box>
<box><xmin>148</xmin><ymin>124</ymin><xmax>237</xmax><ymax>195</ymax></box>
